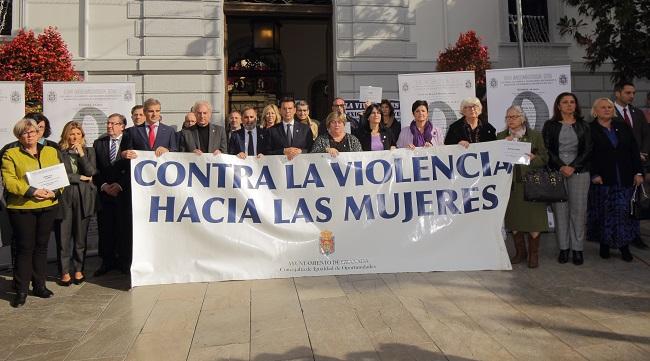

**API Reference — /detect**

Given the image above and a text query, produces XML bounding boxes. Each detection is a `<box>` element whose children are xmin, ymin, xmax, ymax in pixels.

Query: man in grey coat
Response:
<box><xmin>180</xmin><ymin>101</ymin><xmax>228</xmax><ymax>154</ymax></box>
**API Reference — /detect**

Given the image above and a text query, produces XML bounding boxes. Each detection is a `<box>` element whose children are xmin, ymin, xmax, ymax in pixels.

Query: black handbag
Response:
<box><xmin>630</xmin><ymin>183</ymin><xmax>650</xmax><ymax>220</ymax></box>
<box><xmin>523</xmin><ymin>168</ymin><xmax>568</xmax><ymax>202</ymax></box>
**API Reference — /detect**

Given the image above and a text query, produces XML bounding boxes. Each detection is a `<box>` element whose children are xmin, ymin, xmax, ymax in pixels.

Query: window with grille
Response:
<box><xmin>508</xmin><ymin>0</ymin><xmax>550</xmax><ymax>43</ymax></box>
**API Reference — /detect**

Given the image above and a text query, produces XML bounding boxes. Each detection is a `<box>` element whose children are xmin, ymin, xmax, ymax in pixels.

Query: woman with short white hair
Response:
<box><xmin>444</xmin><ymin>97</ymin><xmax>496</xmax><ymax>147</ymax></box>
<box><xmin>497</xmin><ymin>105</ymin><xmax>549</xmax><ymax>268</ymax></box>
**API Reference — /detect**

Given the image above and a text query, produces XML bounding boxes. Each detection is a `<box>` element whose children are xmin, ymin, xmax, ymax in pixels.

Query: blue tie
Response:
<box><xmin>110</xmin><ymin>138</ymin><xmax>117</xmax><ymax>163</ymax></box>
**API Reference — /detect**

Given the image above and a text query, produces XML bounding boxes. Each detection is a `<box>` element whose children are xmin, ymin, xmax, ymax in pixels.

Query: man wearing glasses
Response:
<box><xmin>319</xmin><ymin>97</ymin><xmax>362</xmax><ymax>137</ymax></box>
<box><xmin>93</xmin><ymin>114</ymin><xmax>131</xmax><ymax>276</ymax></box>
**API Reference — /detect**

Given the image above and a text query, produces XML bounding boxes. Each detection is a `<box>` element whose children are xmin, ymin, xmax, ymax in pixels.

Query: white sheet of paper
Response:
<box><xmin>359</xmin><ymin>86</ymin><xmax>382</xmax><ymax>104</ymax></box>
<box><xmin>498</xmin><ymin>139</ymin><xmax>532</xmax><ymax>165</ymax></box>
<box><xmin>26</xmin><ymin>163</ymin><xmax>70</xmax><ymax>190</ymax></box>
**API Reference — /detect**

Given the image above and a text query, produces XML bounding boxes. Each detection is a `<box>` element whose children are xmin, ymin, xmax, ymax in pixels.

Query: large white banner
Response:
<box><xmin>0</xmin><ymin>81</ymin><xmax>25</xmax><ymax>146</ymax></box>
<box><xmin>398</xmin><ymin>71</ymin><xmax>476</xmax><ymax>133</ymax></box>
<box><xmin>130</xmin><ymin>142</ymin><xmax>514</xmax><ymax>286</ymax></box>
<box><xmin>43</xmin><ymin>82</ymin><xmax>136</xmax><ymax>144</ymax></box>
<box><xmin>486</xmin><ymin>65</ymin><xmax>572</xmax><ymax>131</ymax></box>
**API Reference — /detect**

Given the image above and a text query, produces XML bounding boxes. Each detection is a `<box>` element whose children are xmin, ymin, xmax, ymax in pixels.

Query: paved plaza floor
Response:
<box><xmin>1</xmin><ymin>229</ymin><xmax>650</xmax><ymax>361</ymax></box>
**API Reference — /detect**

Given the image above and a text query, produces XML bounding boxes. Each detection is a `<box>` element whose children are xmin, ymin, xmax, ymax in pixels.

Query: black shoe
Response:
<box><xmin>32</xmin><ymin>287</ymin><xmax>54</xmax><ymax>298</ymax></box>
<box><xmin>73</xmin><ymin>275</ymin><xmax>85</xmax><ymax>285</ymax></box>
<box><xmin>599</xmin><ymin>244</ymin><xmax>610</xmax><ymax>259</ymax></box>
<box><xmin>620</xmin><ymin>246</ymin><xmax>633</xmax><ymax>262</ymax></box>
<box><xmin>11</xmin><ymin>293</ymin><xmax>27</xmax><ymax>308</ymax></box>
<box><xmin>558</xmin><ymin>249</ymin><xmax>569</xmax><ymax>264</ymax></box>
<box><xmin>632</xmin><ymin>238</ymin><xmax>649</xmax><ymax>250</ymax></box>
<box><xmin>572</xmin><ymin>251</ymin><xmax>584</xmax><ymax>265</ymax></box>
<box><xmin>93</xmin><ymin>264</ymin><xmax>113</xmax><ymax>277</ymax></box>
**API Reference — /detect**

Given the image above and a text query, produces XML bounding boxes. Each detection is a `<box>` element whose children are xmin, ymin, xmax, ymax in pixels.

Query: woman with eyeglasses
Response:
<box><xmin>2</xmin><ymin>118</ymin><xmax>62</xmax><ymax>307</ymax></box>
<box><xmin>497</xmin><ymin>106</ymin><xmax>549</xmax><ymax>268</ymax></box>
<box><xmin>444</xmin><ymin>97</ymin><xmax>496</xmax><ymax>147</ymax></box>
<box><xmin>311</xmin><ymin>112</ymin><xmax>362</xmax><ymax>156</ymax></box>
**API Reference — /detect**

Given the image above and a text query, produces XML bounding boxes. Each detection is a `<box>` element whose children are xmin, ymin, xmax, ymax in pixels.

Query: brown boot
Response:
<box><xmin>510</xmin><ymin>232</ymin><xmax>527</xmax><ymax>264</ymax></box>
<box><xmin>528</xmin><ymin>233</ymin><xmax>540</xmax><ymax>268</ymax></box>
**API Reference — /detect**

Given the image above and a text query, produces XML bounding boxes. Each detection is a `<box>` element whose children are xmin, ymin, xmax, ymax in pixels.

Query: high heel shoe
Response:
<box><xmin>73</xmin><ymin>275</ymin><xmax>85</xmax><ymax>285</ymax></box>
<box><xmin>59</xmin><ymin>274</ymin><xmax>72</xmax><ymax>287</ymax></box>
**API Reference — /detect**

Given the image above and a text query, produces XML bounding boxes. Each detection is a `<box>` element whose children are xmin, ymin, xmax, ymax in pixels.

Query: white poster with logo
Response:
<box><xmin>486</xmin><ymin>65</ymin><xmax>572</xmax><ymax>131</ymax></box>
<box><xmin>130</xmin><ymin>142</ymin><xmax>513</xmax><ymax>286</ymax></box>
<box><xmin>0</xmin><ymin>81</ymin><xmax>25</xmax><ymax>146</ymax></box>
<box><xmin>43</xmin><ymin>82</ymin><xmax>136</xmax><ymax>144</ymax></box>
<box><xmin>398</xmin><ymin>71</ymin><xmax>476</xmax><ymax>133</ymax></box>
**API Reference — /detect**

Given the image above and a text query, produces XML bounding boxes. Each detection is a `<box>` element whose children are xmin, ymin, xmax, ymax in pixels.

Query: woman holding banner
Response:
<box><xmin>358</xmin><ymin>103</ymin><xmax>396</xmax><ymax>151</ymax></box>
<box><xmin>311</xmin><ymin>112</ymin><xmax>362</xmax><ymax>156</ymax></box>
<box><xmin>587</xmin><ymin>98</ymin><xmax>643</xmax><ymax>262</ymax></box>
<box><xmin>542</xmin><ymin>92</ymin><xmax>592</xmax><ymax>265</ymax></box>
<box><xmin>2</xmin><ymin>118</ymin><xmax>61</xmax><ymax>307</ymax></box>
<box><xmin>396</xmin><ymin>100</ymin><xmax>444</xmax><ymax>149</ymax></box>
<box><xmin>444</xmin><ymin>97</ymin><xmax>496</xmax><ymax>147</ymax></box>
<box><xmin>497</xmin><ymin>106</ymin><xmax>549</xmax><ymax>268</ymax></box>
<box><xmin>57</xmin><ymin>121</ymin><xmax>97</xmax><ymax>286</ymax></box>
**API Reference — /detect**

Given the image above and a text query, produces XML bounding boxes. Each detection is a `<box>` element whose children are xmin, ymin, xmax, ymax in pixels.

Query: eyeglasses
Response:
<box><xmin>21</xmin><ymin>130</ymin><xmax>37</xmax><ymax>137</ymax></box>
<box><xmin>463</xmin><ymin>105</ymin><xmax>479</xmax><ymax>110</ymax></box>
<box><xmin>334</xmin><ymin>103</ymin><xmax>345</xmax><ymax>107</ymax></box>
<box><xmin>505</xmin><ymin>115</ymin><xmax>521</xmax><ymax>120</ymax></box>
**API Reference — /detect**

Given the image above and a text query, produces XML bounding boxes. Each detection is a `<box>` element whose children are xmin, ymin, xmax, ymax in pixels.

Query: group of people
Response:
<box><xmin>2</xmin><ymin>81</ymin><xmax>648</xmax><ymax>308</ymax></box>
<box><xmin>505</xmin><ymin>82</ymin><xmax>648</xmax><ymax>270</ymax></box>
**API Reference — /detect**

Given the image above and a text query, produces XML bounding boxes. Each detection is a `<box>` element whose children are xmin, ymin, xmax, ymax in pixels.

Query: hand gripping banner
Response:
<box><xmin>130</xmin><ymin>142</ymin><xmax>513</xmax><ymax>286</ymax></box>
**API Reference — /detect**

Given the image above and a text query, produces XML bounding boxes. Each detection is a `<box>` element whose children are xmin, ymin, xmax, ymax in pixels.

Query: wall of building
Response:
<box><xmin>22</xmin><ymin>0</ymin><xmax>226</xmax><ymax>129</ymax></box>
<box><xmin>7</xmin><ymin>0</ymin><xmax>648</xmax><ymax>125</ymax></box>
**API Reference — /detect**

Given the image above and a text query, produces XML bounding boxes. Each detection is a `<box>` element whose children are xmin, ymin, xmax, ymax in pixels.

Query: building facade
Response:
<box><xmin>2</xmin><ymin>0</ymin><xmax>648</xmax><ymax>127</ymax></box>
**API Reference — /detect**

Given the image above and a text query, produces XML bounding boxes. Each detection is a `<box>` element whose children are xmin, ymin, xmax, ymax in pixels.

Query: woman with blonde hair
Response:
<box><xmin>57</xmin><ymin>121</ymin><xmax>97</xmax><ymax>286</ymax></box>
<box><xmin>587</xmin><ymin>97</ymin><xmax>643</xmax><ymax>262</ymax></box>
<box><xmin>311</xmin><ymin>112</ymin><xmax>362</xmax><ymax>156</ymax></box>
<box><xmin>261</xmin><ymin>104</ymin><xmax>281</xmax><ymax>129</ymax></box>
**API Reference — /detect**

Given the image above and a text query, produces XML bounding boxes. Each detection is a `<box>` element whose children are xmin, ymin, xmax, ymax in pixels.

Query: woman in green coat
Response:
<box><xmin>497</xmin><ymin>105</ymin><xmax>549</xmax><ymax>268</ymax></box>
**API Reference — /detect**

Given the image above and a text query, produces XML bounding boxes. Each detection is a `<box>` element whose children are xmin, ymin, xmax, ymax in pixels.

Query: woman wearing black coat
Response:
<box><xmin>57</xmin><ymin>121</ymin><xmax>97</xmax><ymax>286</ymax></box>
<box><xmin>357</xmin><ymin>103</ymin><xmax>396</xmax><ymax>151</ymax></box>
<box><xmin>587</xmin><ymin>98</ymin><xmax>643</xmax><ymax>262</ymax></box>
<box><xmin>444</xmin><ymin>97</ymin><xmax>496</xmax><ymax>147</ymax></box>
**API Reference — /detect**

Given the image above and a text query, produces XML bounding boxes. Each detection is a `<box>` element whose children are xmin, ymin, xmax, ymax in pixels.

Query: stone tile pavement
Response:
<box><xmin>1</xmin><ymin>228</ymin><xmax>650</xmax><ymax>361</ymax></box>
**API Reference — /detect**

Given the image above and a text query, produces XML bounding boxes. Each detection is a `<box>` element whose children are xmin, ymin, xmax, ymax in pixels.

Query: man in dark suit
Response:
<box><xmin>130</xmin><ymin>105</ymin><xmax>145</xmax><ymax>127</ymax></box>
<box><xmin>614</xmin><ymin>81</ymin><xmax>650</xmax><ymax>249</ymax></box>
<box><xmin>179</xmin><ymin>101</ymin><xmax>228</xmax><ymax>154</ymax></box>
<box><xmin>229</xmin><ymin>107</ymin><xmax>269</xmax><ymax>158</ymax></box>
<box><xmin>268</xmin><ymin>97</ymin><xmax>313</xmax><ymax>160</ymax></box>
<box><xmin>319</xmin><ymin>97</ymin><xmax>361</xmax><ymax>137</ymax></box>
<box><xmin>93</xmin><ymin>113</ymin><xmax>131</xmax><ymax>276</ymax></box>
<box><xmin>121</xmin><ymin>98</ymin><xmax>178</xmax><ymax>159</ymax></box>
